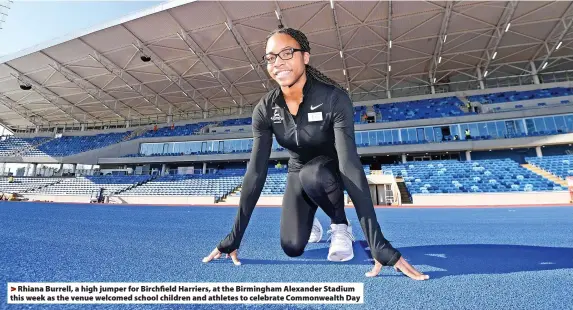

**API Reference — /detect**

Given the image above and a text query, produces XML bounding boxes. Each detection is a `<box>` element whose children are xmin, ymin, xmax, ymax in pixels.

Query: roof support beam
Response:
<box><xmin>535</xmin><ymin>2</ymin><xmax>573</xmax><ymax>72</ymax></box>
<box><xmin>0</xmin><ymin>92</ymin><xmax>46</xmax><ymax>126</ymax></box>
<box><xmin>216</xmin><ymin>2</ymin><xmax>271</xmax><ymax>92</ymax></box>
<box><xmin>48</xmin><ymin>62</ymin><xmax>141</xmax><ymax>121</ymax></box>
<box><xmin>386</xmin><ymin>0</ymin><xmax>392</xmax><ymax>97</ymax></box>
<box><xmin>87</xmin><ymin>51</ymin><xmax>172</xmax><ymax>116</ymax></box>
<box><xmin>479</xmin><ymin>0</ymin><xmax>518</xmax><ymax>78</ymax></box>
<box><xmin>7</xmin><ymin>65</ymin><xmax>96</xmax><ymax>123</ymax></box>
<box><xmin>79</xmin><ymin>38</ymin><xmax>179</xmax><ymax>116</ymax></box>
<box><xmin>430</xmin><ymin>1</ymin><xmax>453</xmax><ymax>84</ymax></box>
<box><xmin>330</xmin><ymin>0</ymin><xmax>350</xmax><ymax>92</ymax></box>
<box><xmin>168</xmin><ymin>17</ymin><xmax>244</xmax><ymax>107</ymax></box>
<box><xmin>274</xmin><ymin>1</ymin><xmax>286</xmax><ymax>28</ymax></box>
<box><xmin>123</xmin><ymin>25</ymin><xmax>212</xmax><ymax>112</ymax></box>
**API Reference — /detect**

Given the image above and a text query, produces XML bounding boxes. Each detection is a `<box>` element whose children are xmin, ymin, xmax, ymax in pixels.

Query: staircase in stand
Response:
<box><xmin>114</xmin><ymin>174</ymin><xmax>160</xmax><ymax>195</ymax></box>
<box><xmin>217</xmin><ymin>185</ymin><xmax>242</xmax><ymax>203</ymax></box>
<box><xmin>522</xmin><ymin>164</ymin><xmax>567</xmax><ymax>187</ymax></box>
<box><xmin>396</xmin><ymin>177</ymin><xmax>413</xmax><ymax>204</ymax></box>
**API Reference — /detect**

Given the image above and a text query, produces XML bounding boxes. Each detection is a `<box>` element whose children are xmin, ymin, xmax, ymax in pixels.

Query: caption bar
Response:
<box><xmin>7</xmin><ymin>282</ymin><xmax>363</xmax><ymax>304</ymax></box>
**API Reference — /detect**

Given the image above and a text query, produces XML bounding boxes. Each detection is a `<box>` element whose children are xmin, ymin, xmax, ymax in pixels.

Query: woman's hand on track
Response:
<box><xmin>366</xmin><ymin>256</ymin><xmax>429</xmax><ymax>280</ymax></box>
<box><xmin>202</xmin><ymin>248</ymin><xmax>241</xmax><ymax>266</ymax></box>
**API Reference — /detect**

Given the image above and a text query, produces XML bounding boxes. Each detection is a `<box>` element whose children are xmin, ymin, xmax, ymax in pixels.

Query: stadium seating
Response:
<box><xmin>373</xmin><ymin>97</ymin><xmax>472</xmax><ymax>123</ymax></box>
<box><xmin>22</xmin><ymin>133</ymin><xmax>130</xmax><ymax>157</ymax></box>
<box><xmin>232</xmin><ymin>166</ymin><xmax>371</xmax><ymax>197</ymax></box>
<box><xmin>30</xmin><ymin>175</ymin><xmax>152</xmax><ymax>196</ymax></box>
<box><xmin>0</xmin><ymin>137</ymin><xmax>51</xmax><ymax>156</ymax></box>
<box><xmin>120</xmin><ymin>169</ymin><xmax>245</xmax><ymax>200</ymax></box>
<box><xmin>354</xmin><ymin>106</ymin><xmax>368</xmax><ymax>124</ymax></box>
<box><xmin>468</xmin><ymin>87</ymin><xmax>573</xmax><ymax>105</ymax></box>
<box><xmin>217</xmin><ymin>117</ymin><xmax>252</xmax><ymax>127</ymax></box>
<box><xmin>526</xmin><ymin>155</ymin><xmax>573</xmax><ymax>180</ymax></box>
<box><xmin>383</xmin><ymin>159</ymin><xmax>565</xmax><ymax>194</ymax></box>
<box><xmin>260</xmin><ymin>168</ymin><xmax>287</xmax><ymax>195</ymax></box>
<box><xmin>0</xmin><ymin>177</ymin><xmax>62</xmax><ymax>194</ymax></box>
<box><xmin>136</xmin><ymin>122</ymin><xmax>211</xmax><ymax>139</ymax></box>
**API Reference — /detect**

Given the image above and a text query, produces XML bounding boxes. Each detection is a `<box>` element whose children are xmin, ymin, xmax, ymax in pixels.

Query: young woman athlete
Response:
<box><xmin>203</xmin><ymin>27</ymin><xmax>429</xmax><ymax>280</ymax></box>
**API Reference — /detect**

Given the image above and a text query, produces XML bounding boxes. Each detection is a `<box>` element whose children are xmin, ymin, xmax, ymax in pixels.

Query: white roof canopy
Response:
<box><xmin>1</xmin><ymin>0</ymin><xmax>572</xmax><ymax>128</ymax></box>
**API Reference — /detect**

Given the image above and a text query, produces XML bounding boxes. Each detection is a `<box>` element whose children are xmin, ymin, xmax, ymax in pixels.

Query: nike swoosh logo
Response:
<box><xmin>310</xmin><ymin>103</ymin><xmax>323</xmax><ymax>110</ymax></box>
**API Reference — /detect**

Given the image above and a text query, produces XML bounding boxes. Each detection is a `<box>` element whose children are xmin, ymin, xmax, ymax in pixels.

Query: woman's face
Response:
<box><xmin>265</xmin><ymin>33</ymin><xmax>309</xmax><ymax>87</ymax></box>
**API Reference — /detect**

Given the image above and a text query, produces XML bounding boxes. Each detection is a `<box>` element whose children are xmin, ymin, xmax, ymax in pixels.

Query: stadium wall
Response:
<box><xmin>22</xmin><ymin>192</ymin><xmax>570</xmax><ymax>206</ymax></box>
<box><xmin>411</xmin><ymin>192</ymin><xmax>570</xmax><ymax>206</ymax></box>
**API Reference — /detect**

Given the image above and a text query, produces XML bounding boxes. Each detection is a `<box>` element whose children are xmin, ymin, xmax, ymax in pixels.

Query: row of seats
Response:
<box><xmin>120</xmin><ymin>171</ymin><xmax>244</xmax><ymax>200</ymax></box>
<box><xmin>23</xmin><ymin>133</ymin><xmax>130</xmax><ymax>157</ymax></box>
<box><xmin>0</xmin><ymin>137</ymin><xmax>50</xmax><ymax>156</ymax></box>
<box><xmin>0</xmin><ymin>177</ymin><xmax>61</xmax><ymax>194</ymax></box>
<box><xmin>217</xmin><ymin>117</ymin><xmax>252</xmax><ymax>127</ymax></box>
<box><xmin>373</xmin><ymin>97</ymin><xmax>472</xmax><ymax>123</ymax></box>
<box><xmin>31</xmin><ymin>175</ymin><xmax>152</xmax><ymax>196</ymax></box>
<box><xmin>135</xmin><ymin>122</ymin><xmax>211</xmax><ymax>139</ymax></box>
<box><xmin>526</xmin><ymin>155</ymin><xmax>573</xmax><ymax>180</ymax></box>
<box><xmin>468</xmin><ymin>87</ymin><xmax>572</xmax><ymax>104</ymax></box>
<box><xmin>231</xmin><ymin>167</ymin><xmax>371</xmax><ymax>196</ymax></box>
<box><xmin>490</xmin><ymin>100</ymin><xmax>571</xmax><ymax>112</ymax></box>
<box><xmin>384</xmin><ymin>159</ymin><xmax>565</xmax><ymax>194</ymax></box>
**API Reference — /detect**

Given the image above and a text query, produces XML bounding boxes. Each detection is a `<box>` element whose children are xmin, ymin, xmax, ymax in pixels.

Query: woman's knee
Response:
<box><xmin>281</xmin><ymin>239</ymin><xmax>306</xmax><ymax>257</ymax></box>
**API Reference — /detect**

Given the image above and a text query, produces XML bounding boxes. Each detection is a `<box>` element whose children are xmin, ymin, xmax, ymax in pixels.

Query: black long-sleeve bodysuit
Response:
<box><xmin>217</xmin><ymin>75</ymin><xmax>402</xmax><ymax>266</ymax></box>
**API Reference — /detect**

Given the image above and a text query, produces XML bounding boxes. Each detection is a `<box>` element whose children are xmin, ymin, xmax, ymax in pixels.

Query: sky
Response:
<box><xmin>0</xmin><ymin>1</ymin><xmax>164</xmax><ymax>57</ymax></box>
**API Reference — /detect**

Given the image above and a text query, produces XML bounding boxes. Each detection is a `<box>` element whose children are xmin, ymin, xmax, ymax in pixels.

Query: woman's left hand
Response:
<box><xmin>366</xmin><ymin>257</ymin><xmax>430</xmax><ymax>280</ymax></box>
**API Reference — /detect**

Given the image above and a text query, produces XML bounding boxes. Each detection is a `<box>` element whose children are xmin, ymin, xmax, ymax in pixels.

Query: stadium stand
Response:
<box><xmin>120</xmin><ymin>169</ymin><xmax>244</xmax><ymax>201</ymax></box>
<box><xmin>217</xmin><ymin>117</ymin><xmax>252</xmax><ymax>127</ymax></box>
<box><xmin>468</xmin><ymin>87</ymin><xmax>573</xmax><ymax>105</ymax></box>
<box><xmin>526</xmin><ymin>155</ymin><xmax>573</xmax><ymax>180</ymax></box>
<box><xmin>373</xmin><ymin>97</ymin><xmax>472</xmax><ymax>123</ymax></box>
<box><xmin>135</xmin><ymin>122</ymin><xmax>212</xmax><ymax>139</ymax></box>
<box><xmin>260</xmin><ymin>168</ymin><xmax>287</xmax><ymax>196</ymax></box>
<box><xmin>231</xmin><ymin>166</ymin><xmax>371</xmax><ymax>197</ymax></box>
<box><xmin>0</xmin><ymin>177</ymin><xmax>63</xmax><ymax>194</ymax></box>
<box><xmin>30</xmin><ymin>175</ymin><xmax>152</xmax><ymax>196</ymax></box>
<box><xmin>22</xmin><ymin>133</ymin><xmax>130</xmax><ymax>157</ymax></box>
<box><xmin>383</xmin><ymin>159</ymin><xmax>565</xmax><ymax>194</ymax></box>
<box><xmin>0</xmin><ymin>137</ymin><xmax>51</xmax><ymax>156</ymax></box>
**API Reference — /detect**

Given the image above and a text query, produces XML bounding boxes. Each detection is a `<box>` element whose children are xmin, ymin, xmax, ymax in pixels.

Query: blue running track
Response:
<box><xmin>1</xmin><ymin>202</ymin><xmax>572</xmax><ymax>310</ymax></box>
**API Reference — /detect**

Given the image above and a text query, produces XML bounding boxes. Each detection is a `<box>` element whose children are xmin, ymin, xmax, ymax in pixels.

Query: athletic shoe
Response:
<box><xmin>308</xmin><ymin>217</ymin><xmax>323</xmax><ymax>243</ymax></box>
<box><xmin>327</xmin><ymin>222</ymin><xmax>355</xmax><ymax>262</ymax></box>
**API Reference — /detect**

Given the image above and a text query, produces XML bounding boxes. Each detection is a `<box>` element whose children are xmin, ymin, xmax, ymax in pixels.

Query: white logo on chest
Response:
<box><xmin>310</xmin><ymin>103</ymin><xmax>323</xmax><ymax>110</ymax></box>
<box><xmin>271</xmin><ymin>107</ymin><xmax>283</xmax><ymax>123</ymax></box>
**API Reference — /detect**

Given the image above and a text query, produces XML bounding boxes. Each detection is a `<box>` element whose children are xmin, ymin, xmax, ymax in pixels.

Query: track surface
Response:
<box><xmin>1</xmin><ymin>202</ymin><xmax>572</xmax><ymax>310</ymax></box>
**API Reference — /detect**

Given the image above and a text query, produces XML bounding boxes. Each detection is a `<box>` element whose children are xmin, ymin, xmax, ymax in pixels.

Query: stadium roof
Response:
<box><xmin>1</xmin><ymin>0</ymin><xmax>573</xmax><ymax>129</ymax></box>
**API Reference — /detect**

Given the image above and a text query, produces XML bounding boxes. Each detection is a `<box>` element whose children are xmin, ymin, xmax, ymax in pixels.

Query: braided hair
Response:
<box><xmin>265</xmin><ymin>27</ymin><xmax>348</xmax><ymax>95</ymax></box>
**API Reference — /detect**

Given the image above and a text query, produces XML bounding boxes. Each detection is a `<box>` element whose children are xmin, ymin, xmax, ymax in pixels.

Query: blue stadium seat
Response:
<box><xmin>384</xmin><ymin>159</ymin><xmax>565</xmax><ymax>194</ymax></box>
<box><xmin>526</xmin><ymin>155</ymin><xmax>573</xmax><ymax>180</ymax></box>
<box><xmin>468</xmin><ymin>87</ymin><xmax>572</xmax><ymax>105</ymax></box>
<box><xmin>22</xmin><ymin>133</ymin><xmax>130</xmax><ymax>157</ymax></box>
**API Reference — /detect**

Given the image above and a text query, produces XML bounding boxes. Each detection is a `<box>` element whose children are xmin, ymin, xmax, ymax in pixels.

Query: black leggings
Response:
<box><xmin>280</xmin><ymin>156</ymin><xmax>348</xmax><ymax>257</ymax></box>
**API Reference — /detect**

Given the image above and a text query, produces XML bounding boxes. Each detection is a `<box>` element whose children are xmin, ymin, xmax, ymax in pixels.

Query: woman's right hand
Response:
<box><xmin>202</xmin><ymin>247</ymin><xmax>241</xmax><ymax>266</ymax></box>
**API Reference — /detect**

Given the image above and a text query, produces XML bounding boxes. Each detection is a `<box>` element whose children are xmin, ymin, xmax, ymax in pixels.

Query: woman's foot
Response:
<box><xmin>327</xmin><ymin>222</ymin><xmax>354</xmax><ymax>262</ymax></box>
<box><xmin>308</xmin><ymin>217</ymin><xmax>323</xmax><ymax>243</ymax></box>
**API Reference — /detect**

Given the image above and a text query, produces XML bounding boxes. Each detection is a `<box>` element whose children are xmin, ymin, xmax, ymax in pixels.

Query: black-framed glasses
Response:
<box><xmin>262</xmin><ymin>48</ymin><xmax>305</xmax><ymax>64</ymax></box>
